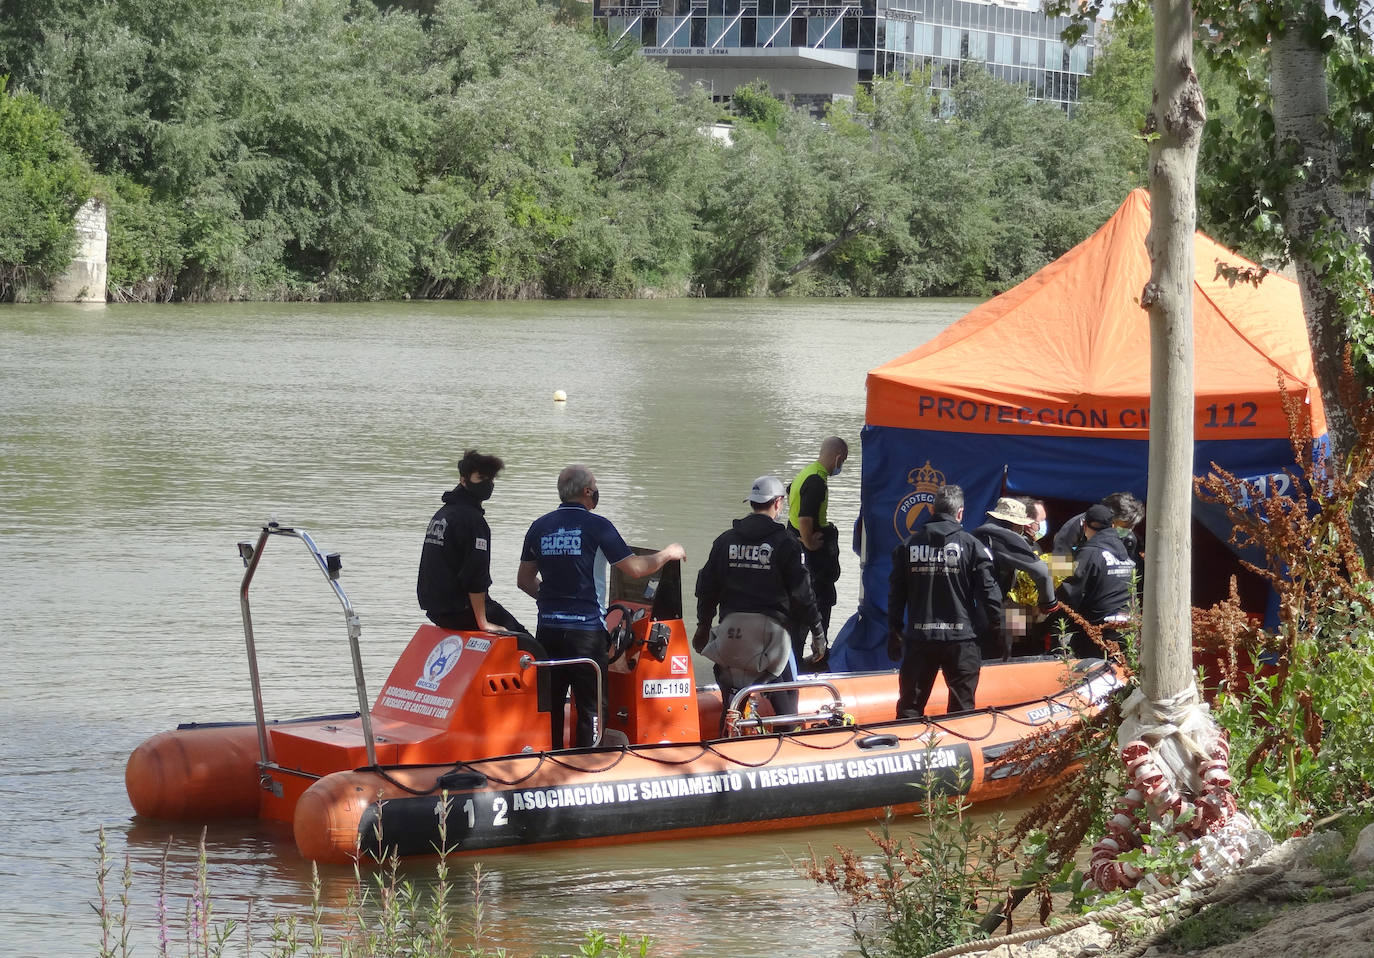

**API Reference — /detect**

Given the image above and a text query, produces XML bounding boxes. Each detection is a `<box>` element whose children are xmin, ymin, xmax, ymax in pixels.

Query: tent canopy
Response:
<box><xmin>832</xmin><ymin>190</ymin><xmax>1324</xmax><ymax>672</ymax></box>
<box><xmin>867</xmin><ymin>188</ymin><xmax>1325</xmax><ymax>441</ymax></box>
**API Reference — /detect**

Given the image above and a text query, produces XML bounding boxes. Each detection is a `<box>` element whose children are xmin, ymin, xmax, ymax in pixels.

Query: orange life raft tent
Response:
<box><xmin>831</xmin><ymin>189</ymin><xmax>1327</xmax><ymax>671</ymax></box>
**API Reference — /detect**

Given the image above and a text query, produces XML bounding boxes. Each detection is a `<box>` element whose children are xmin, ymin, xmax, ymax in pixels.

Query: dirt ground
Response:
<box><xmin>977</xmin><ymin>829</ymin><xmax>1374</xmax><ymax>958</ymax></box>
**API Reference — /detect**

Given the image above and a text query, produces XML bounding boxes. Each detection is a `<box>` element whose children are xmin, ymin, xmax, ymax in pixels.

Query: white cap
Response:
<box><xmin>747</xmin><ymin>475</ymin><xmax>787</xmax><ymax>504</ymax></box>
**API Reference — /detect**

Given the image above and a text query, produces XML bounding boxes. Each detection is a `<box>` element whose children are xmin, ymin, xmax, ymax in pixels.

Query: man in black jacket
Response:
<box><xmin>696</xmin><ymin>476</ymin><xmax>826</xmax><ymax>725</ymax></box>
<box><xmin>973</xmin><ymin>497</ymin><xmax>1058</xmax><ymax>658</ymax></box>
<box><xmin>1052</xmin><ymin>503</ymin><xmax>1135</xmax><ymax>657</ymax></box>
<box><xmin>417</xmin><ymin>449</ymin><xmax>527</xmax><ymax>634</ymax></box>
<box><xmin>887</xmin><ymin>484</ymin><xmax>1003</xmax><ymax>719</ymax></box>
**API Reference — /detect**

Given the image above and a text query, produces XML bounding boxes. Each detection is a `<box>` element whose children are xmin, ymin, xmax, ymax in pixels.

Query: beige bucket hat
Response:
<box><xmin>986</xmin><ymin>497</ymin><xmax>1036</xmax><ymax>527</ymax></box>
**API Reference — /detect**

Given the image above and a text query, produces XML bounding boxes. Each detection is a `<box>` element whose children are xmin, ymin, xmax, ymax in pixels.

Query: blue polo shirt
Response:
<box><xmin>521</xmin><ymin>502</ymin><xmax>635</xmax><ymax>631</ymax></box>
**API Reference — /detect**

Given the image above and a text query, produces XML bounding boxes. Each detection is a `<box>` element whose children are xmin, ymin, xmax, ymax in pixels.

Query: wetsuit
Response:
<box><xmin>888</xmin><ymin>513</ymin><xmax>1002</xmax><ymax>718</ymax></box>
<box><xmin>973</xmin><ymin>520</ymin><xmax>1055</xmax><ymax>658</ymax></box>
<box><xmin>696</xmin><ymin>512</ymin><xmax>823</xmax><ymax>721</ymax></box>
<box><xmin>417</xmin><ymin>484</ymin><xmax>525</xmax><ymax>633</ymax></box>
<box><xmin>521</xmin><ymin>502</ymin><xmax>635</xmax><ymax>748</ymax></box>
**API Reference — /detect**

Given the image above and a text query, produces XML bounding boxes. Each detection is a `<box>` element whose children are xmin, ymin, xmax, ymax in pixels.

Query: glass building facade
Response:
<box><xmin>594</xmin><ymin>0</ymin><xmax>1095</xmax><ymax>114</ymax></box>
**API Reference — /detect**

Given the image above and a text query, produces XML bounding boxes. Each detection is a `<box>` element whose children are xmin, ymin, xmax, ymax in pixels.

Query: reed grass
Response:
<box><xmin>93</xmin><ymin>826</ymin><xmax>652</xmax><ymax>958</ymax></box>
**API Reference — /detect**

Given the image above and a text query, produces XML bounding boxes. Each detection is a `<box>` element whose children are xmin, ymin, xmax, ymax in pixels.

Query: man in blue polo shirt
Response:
<box><xmin>518</xmin><ymin>464</ymin><xmax>686</xmax><ymax>748</ymax></box>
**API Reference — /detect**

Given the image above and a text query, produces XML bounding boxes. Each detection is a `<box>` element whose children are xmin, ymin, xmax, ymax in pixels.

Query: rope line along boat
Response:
<box><xmin>125</xmin><ymin>521</ymin><xmax>1123</xmax><ymax>863</ymax></box>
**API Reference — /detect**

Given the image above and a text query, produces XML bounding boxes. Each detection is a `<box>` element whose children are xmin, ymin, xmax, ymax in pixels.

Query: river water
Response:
<box><xmin>0</xmin><ymin>298</ymin><xmax>978</xmax><ymax>956</ymax></box>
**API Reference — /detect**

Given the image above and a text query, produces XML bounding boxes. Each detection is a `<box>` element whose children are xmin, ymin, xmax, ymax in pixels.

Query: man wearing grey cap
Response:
<box><xmin>1051</xmin><ymin>502</ymin><xmax>1136</xmax><ymax>657</ymax></box>
<box><xmin>694</xmin><ymin>475</ymin><xmax>826</xmax><ymax>728</ymax></box>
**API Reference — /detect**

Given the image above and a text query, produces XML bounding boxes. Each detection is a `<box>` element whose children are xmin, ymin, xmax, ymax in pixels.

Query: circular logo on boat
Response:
<box><xmin>893</xmin><ymin>460</ymin><xmax>946</xmax><ymax>538</ymax></box>
<box><xmin>417</xmin><ymin>636</ymin><xmax>463</xmax><ymax>691</ymax></box>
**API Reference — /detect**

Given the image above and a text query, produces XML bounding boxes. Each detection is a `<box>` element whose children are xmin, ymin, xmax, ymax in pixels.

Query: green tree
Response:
<box><xmin>103</xmin><ymin>173</ymin><xmax>184</xmax><ymax>302</ymax></box>
<box><xmin>692</xmin><ymin>122</ymin><xmax>791</xmax><ymax>296</ymax></box>
<box><xmin>1065</xmin><ymin>0</ymin><xmax>1374</xmax><ymax>569</ymax></box>
<box><xmin>423</xmin><ymin>0</ymin><xmax>708</xmax><ymax>297</ymax></box>
<box><xmin>730</xmin><ymin>81</ymin><xmax>789</xmax><ymax>135</ymax></box>
<box><xmin>0</xmin><ymin>76</ymin><xmax>95</xmax><ymax>300</ymax></box>
<box><xmin>1195</xmin><ymin>0</ymin><xmax>1374</xmax><ymax>568</ymax></box>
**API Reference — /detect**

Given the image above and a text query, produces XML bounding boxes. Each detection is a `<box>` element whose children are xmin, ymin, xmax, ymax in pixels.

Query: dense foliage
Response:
<box><xmin>0</xmin><ymin>75</ymin><xmax>96</xmax><ymax>299</ymax></box>
<box><xmin>1195</xmin><ymin>365</ymin><xmax>1374</xmax><ymax>835</ymax></box>
<box><xmin>1</xmin><ymin>0</ymin><xmax>1142</xmax><ymax>301</ymax></box>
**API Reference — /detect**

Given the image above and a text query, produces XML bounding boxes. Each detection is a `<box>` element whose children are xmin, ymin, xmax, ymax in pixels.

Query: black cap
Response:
<box><xmin>1084</xmin><ymin>504</ymin><xmax>1115</xmax><ymax>530</ymax></box>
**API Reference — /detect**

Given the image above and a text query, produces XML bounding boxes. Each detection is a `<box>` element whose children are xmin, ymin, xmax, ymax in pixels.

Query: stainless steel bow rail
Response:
<box><xmin>725</xmin><ymin>678</ymin><xmax>848</xmax><ymax>735</ymax></box>
<box><xmin>238</xmin><ymin>521</ymin><xmax>379</xmax><ymax>774</ymax></box>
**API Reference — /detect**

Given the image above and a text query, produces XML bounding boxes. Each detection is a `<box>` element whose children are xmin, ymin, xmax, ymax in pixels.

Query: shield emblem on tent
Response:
<box><xmin>893</xmin><ymin>460</ymin><xmax>946</xmax><ymax>537</ymax></box>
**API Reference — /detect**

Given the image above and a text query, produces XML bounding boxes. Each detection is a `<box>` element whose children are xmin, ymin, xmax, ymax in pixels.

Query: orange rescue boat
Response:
<box><xmin>126</xmin><ymin>521</ymin><xmax>1122</xmax><ymax>863</ymax></box>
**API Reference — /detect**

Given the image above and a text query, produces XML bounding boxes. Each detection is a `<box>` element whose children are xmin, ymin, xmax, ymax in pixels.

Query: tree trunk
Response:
<box><xmin>1271</xmin><ymin>21</ymin><xmax>1374</xmax><ymax>570</ymax></box>
<box><xmin>783</xmin><ymin>204</ymin><xmax>869</xmax><ymax>277</ymax></box>
<box><xmin>1141</xmin><ymin>0</ymin><xmax>1204</xmax><ymax>704</ymax></box>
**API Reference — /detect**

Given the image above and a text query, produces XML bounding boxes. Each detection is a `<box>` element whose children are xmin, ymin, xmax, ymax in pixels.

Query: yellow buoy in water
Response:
<box><xmin>553</xmin><ymin>389</ymin><xmax>567</xmax><ymax>402</ymax></box>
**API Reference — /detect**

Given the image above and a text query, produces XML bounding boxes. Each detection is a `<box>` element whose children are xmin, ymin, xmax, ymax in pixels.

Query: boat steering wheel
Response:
<box><xmin>606</xmin><ymin>602</ymin><xmax>646</xmax><ymax>666</ymax></box>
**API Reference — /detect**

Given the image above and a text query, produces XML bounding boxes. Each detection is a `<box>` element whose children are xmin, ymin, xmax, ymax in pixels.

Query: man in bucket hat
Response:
<box><xmin>973</xmin><ymin>497</ymin><xmax>1058</xmax><ymax>658</ymax></box>
<box><xmin>695</xmin><ymin>475</ymin><xmax>826</xmax><ymax>730</ymax></box>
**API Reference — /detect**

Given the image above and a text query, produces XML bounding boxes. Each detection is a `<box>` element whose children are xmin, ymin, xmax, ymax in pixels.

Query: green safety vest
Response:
<box><xmin>788</xmin><ymin>460</ymin><xmax>830</xmax><ymax>531</ymax></box>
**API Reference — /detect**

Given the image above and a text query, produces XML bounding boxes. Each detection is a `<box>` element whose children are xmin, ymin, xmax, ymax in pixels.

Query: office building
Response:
<box><xmin>594</xmin><ymin>0</ymin><xmax>1096</xmax><ymax>115</ymax></box>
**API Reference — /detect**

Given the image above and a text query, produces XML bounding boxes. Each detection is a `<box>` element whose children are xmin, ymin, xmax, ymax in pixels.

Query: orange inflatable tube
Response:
<box><xmin>294</xmin><ymin>660</ymin><xmax>1122</xmax><ymax>864</ymax></box>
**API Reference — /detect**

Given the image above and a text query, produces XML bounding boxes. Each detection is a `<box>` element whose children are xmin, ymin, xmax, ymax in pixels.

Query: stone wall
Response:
<box><xmin>50</xmin><ymin>198</ymin><xmax>108</xmax><ymax>303</ymax></box>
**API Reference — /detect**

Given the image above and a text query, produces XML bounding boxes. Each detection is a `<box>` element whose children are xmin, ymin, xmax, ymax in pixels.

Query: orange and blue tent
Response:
<box><xmin>831</xmin><ymin>189</ymin><xmax>1327</xmax><ymax>672</ymax></box>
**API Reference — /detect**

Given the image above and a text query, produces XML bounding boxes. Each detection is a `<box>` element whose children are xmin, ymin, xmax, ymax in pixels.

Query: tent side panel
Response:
<box><xmin>831</xmin><ymin>426</ymin><xmax>1303</xmax><ymax>673</ymax></box>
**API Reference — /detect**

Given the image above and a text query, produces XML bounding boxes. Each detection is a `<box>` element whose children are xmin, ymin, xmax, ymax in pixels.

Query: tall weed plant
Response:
<box><xmin>801</xmin><ymin>659</ymin><xmax>1131</xmax><ymax>954</ymax></box>
<box><xmin>1195</xmin><ymin>354</ymin><xmax>1374</xmax><ymax>835</ymax></box>
<box><xmin>800</xmin><ymin>763</ymin><xmax>1030</xmax><ymax>957</ymax></box>
<box><xmin>93</xmin><ymin>826</ymin><xmax>652</xmax><ymax>958</ymax></box>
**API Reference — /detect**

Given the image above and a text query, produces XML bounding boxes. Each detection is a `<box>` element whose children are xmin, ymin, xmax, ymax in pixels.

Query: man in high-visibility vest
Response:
<box><xmin>786</xmin><ymin>435</ymin><xmax>848</xmax><ymax>671</ymax></box>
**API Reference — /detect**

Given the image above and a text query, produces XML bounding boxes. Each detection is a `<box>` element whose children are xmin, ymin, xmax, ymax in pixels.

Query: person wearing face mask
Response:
<box><xmin>972</xmin><ymin>497</ymin><xmax>1058</xmax><ymax>659</ymax></box>
<box><xmin>518</xmin><ymin>464</ymin><xmax>686</xmax><ymax>748</ymax></box>
<box><xmin>786</xmin><ymin>435</ymin><xmax>848</xmax><ymax>672</ymax></box>
<box><xmin>417</xmin><ymin>448</ymin><xmax>528</xmax><ymax>635</ymax></box>
<box><xmin>1024</xmin><ymin>499</ymin><xmax>1050</xmax><ymax>545</ymax></box>
<box><xmin>694</xmin><ymin>476</ymin><xmax>826</xmax><ymax>729</ymax></box>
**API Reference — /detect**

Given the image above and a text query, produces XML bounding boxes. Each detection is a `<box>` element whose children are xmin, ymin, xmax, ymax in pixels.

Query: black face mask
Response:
<box><xmin>589</xmin><ymin>488</ymin><xmax>600</xmax><ymax>507</ymax></box>
<box><xmin>467</xmin><ymin>478</ymin><xmax>495</xmax><ymax>502</ymax></box>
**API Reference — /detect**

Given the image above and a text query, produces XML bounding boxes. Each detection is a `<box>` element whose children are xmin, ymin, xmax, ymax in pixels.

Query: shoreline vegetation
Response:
<box><xmin>6</xmin><ymin>0</ymin><xmax>1194</xmax><ymax>305</ymax></box>
<box><xmin>95</xmin><ymin>827</ymin><xmax>656</xmax><ymax>958</ymax></box>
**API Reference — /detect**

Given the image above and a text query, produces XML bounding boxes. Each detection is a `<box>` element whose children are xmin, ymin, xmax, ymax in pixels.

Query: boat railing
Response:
<box><xmin>725</xmin><ymin>679</ymin><xmax>848</xmax><ymax>735</ymax></box>
<box><xmin>237</xmin><ymin>521</ymin><xmax>379</xmax><ymax>771</ymax></box>
<box><xmin>518</xmin><ymin>653</ymin><xmax>606</xmax><ymax>747</ymax></box>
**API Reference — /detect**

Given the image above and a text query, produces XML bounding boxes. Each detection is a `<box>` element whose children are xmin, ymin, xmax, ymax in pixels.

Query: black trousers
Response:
<box><xmin>426</xmin><ymin>596</ymin><xmax>528</xmax><ymax>635</ymax></box>
<box><xmin>536</xmin><ymin>625</ymin><xmax>609</xmax><ymax>749</ymax></box>
<box><xmin>789</xmin><ymin>557</ymin><xmax>837</xmax><ymax>675</ymax></box>
<box><xmin>896</xmin><ymin>637</ymin><xmax>981</xmax><ymax>719</ymax></box>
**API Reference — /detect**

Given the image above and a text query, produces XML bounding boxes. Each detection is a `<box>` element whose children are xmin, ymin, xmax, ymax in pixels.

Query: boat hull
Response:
<box><xmin>295</xmin><ymin>661</ymin><xmax>1121</xmax><ymax>863</ymax></box>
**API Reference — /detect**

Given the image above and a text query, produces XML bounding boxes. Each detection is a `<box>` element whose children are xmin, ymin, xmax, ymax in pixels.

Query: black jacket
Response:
<box><xmin>1057</xmin><ymin>529</ymin><xmax>1135</xmax><ymax>623</ymax></box>
<box><xmin>972</xmin><ymin>521</ymin><xmax>1055</xmax><ymax>607</ymax></box>
<box><xmin>1052</xmin><ymin>512</ymin><xmax>1086</xmax><ymax>556</ymax></box>
<box><xmin>417</xmin><ymin>485</ymin><xmax>493</xmax><ymax>619</ymax></box>
<box><xmin>889</xmin><ymin>514</ymin><xmax>1003</xmax><ymax>643</ymax></box>
<box><xmin>696</xmin><ymin>513</ymin><xmax>822</xmax><ymax>637</ymax></box>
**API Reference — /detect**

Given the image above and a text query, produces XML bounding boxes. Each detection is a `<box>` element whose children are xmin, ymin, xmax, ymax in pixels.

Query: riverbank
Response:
<box><xmin>976</xmin><ymin>822</ymin><xmax>1374</xmax><ymax>958</ymax></box>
